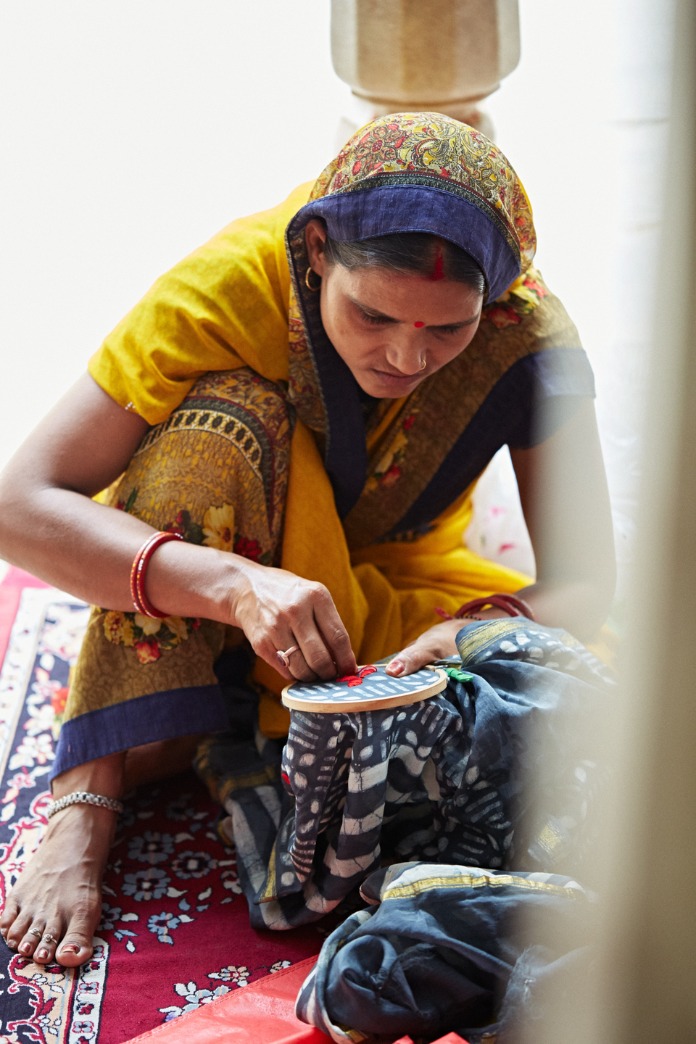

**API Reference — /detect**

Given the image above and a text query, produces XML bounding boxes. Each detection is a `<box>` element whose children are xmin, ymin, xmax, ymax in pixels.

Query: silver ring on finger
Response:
<box><xmin>276</xmin><ymin>645</ymin><xmax>299</xmax><ymax>670</ymax></box>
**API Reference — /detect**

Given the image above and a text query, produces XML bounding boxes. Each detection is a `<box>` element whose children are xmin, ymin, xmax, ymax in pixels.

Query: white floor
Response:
<box><xmin>0</xmin><ymin>0</ymin><xmax>673</xmax><ymax>597</ymax></box>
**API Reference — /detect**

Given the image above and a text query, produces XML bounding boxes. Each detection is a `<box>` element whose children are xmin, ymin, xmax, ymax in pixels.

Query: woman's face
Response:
<box><xmin>306</xmin><ymin>221</ymin><xmax>484</xmax><ymax>399</ymax></box>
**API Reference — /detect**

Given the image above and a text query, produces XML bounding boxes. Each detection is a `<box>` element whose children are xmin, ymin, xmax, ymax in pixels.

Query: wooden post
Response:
<box><xmin>330</xmin><ymin>0</ymin><xmax>520</xmax><ymax>127</ymax></box>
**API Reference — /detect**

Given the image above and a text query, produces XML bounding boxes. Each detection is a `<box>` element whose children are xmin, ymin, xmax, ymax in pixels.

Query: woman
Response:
<box><xmin>0</xmin><ymin>113</ymin><xmax>615</xmax><ymax>967</ymax></box>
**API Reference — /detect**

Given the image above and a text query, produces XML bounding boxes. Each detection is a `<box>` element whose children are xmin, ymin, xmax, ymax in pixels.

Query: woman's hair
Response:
<box><xmin>322</xmin><ymin>232</ymin><xmax>487</xmax><ymax>297</ymax></box>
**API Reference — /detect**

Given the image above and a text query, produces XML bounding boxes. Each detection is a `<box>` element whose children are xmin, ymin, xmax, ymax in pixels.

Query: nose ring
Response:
<box><xmin>419</xmin><ymin>356</ymin><xmax>427</xmax><ymax>371</ymax></box>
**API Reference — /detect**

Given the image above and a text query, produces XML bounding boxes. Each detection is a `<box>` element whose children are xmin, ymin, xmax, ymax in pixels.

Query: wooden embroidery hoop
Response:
<box><xmin>281</xmin><ymin>664</ymin><xmax>447</xmax><ymax>714</ymax></box>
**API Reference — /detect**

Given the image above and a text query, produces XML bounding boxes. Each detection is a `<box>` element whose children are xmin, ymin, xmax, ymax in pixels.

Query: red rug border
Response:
<box><xmin>0</xmin><ymin>565</ymin><xmax>48</xmax><ymax>667</ymax></box>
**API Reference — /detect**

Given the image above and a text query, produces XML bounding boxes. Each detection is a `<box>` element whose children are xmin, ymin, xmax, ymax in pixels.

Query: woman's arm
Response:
<box><xmin>0</xmin><ymin>374</ymin><xmax>357</xmax><ymax>681</ymax></box>
<box><xmin>0</xmin><ymin>373</ymin><xmax>152</xmax><ymax>601</ymax></box>
<box><xmin>510</xmin><ymin>396</ymin><xmax>616</xmax><ymax>640</ymax></box>
<box><xmin>386</xmin><ymin>398</ymin><xmax>616</xmax><ymax>676</ymax></box>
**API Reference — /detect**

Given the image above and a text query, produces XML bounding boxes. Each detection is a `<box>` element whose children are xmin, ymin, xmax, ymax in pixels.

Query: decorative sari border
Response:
<box><xmin>51</xmin><ymin>684</ymin><xmax>229</xmax><ymax>779</ymax></box>
<box><xmin>378</xmin><ymin>866</ymin><xmax>586</xmax><ymax>904</ymax></box>
<box><xmin>390</xmin><ymin>347</ymin><xmax>594</xmax><ymax>539</ymax></box>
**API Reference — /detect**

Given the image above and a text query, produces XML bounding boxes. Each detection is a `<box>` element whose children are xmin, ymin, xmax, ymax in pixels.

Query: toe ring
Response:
<box><xmin>43</xmin><ymin>933</ymin><xmax>57</xmax><ymax>945</ymax></box>
<box><xmin>28</xmin><ymin>927</ymin><xmax>42</xmax><ymax>939</ymax></box>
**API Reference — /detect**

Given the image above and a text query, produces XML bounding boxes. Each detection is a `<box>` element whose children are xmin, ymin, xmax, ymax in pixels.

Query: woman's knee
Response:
<box><xmin>103</xmin><ymin>369</ymin><xmax>295</xmax><ymax>560</ymax></box>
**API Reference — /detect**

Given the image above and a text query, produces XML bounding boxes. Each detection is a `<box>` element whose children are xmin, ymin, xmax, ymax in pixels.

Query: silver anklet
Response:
<box><xmin>46</xmin><ymin>791</ymin><xmax>124</xmax><ymax>820</ymax></box>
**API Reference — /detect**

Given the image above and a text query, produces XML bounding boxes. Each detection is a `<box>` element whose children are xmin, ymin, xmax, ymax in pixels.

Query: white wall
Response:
<box><xmin>0</xmin><ymin>1</ymin><xmax>347</xmax><ymax>467</ymax></box>
<box><xmin>1</xmin><ymin>0</ymin><xmax>666</xmax><ymax>598</ymax></box>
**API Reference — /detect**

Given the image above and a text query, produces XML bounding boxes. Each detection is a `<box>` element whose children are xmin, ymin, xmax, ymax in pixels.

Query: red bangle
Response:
<box><xmin>130</xmin><ymin>531</ymin><xmax>183</xmax><ymax>618</ymax></box>
<box><xmin>435</xmin><ymin>593</ymin><xmax>535</xmax><ymax>623</ymax></box>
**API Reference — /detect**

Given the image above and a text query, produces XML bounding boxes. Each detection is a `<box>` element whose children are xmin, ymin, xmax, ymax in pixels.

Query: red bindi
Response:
<box><xmin>414</xmin><ymin>321</ymin><xmax>425</xmax><ymax>328</ymax></box>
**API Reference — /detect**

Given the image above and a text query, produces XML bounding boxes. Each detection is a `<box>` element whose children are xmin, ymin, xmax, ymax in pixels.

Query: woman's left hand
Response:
<box><xmin>384</xmin><ymin>619</ymin><xmax>464</xmax><ymax>677</ymax></box>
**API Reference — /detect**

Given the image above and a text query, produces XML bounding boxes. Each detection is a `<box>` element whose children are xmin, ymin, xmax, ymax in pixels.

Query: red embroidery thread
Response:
<box><xmin>335</xmin><ymin>665</ymin><xmax>378</xmax><ymax>687</ymax></box>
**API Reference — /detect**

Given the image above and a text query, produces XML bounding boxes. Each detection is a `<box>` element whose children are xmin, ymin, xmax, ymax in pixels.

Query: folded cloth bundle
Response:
<box><xmin>295</xmin><ymin>861</ymin><xmax>597</xmax><ymax>1044</ymax></box>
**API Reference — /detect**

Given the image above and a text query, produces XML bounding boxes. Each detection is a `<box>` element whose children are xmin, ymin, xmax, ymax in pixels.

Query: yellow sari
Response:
<box><xmin>54</xmin><ymin>114</ymin><xmax>593</xmax><ymax>773</ymax></box>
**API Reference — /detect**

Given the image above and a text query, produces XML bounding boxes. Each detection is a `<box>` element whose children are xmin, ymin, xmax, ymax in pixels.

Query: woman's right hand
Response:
<box><xmin>228</xmin><ymin>560</ymin><xmax>358</xmax><ymax>683</ymax></box>
<box><xmin>0</xmin><ymin>372</ymin><xmax>357</xmax><ymax>682</ymax></box>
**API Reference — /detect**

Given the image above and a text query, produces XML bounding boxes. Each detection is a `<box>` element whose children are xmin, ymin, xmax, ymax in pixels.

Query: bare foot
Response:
<box><xmin>0</xmin><ymin>803</ymin><xmax>118</xmax><ymax>967</ymax></box>
<box><xmin>0</xmin><ymin>753</ymin><xmax>125</xmax><ymax>968</ymax></box>
<box><xmin>0</xmin><ymin>740</ymin><xmax>198</xmax><ymax>967</ymax></box>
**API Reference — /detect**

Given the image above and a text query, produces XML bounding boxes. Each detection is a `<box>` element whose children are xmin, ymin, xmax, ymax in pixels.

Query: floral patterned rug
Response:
<box><xmin>0</xmin><ymin>579</ymin><xmax>324</xmax><ymax>1043</ymax></box>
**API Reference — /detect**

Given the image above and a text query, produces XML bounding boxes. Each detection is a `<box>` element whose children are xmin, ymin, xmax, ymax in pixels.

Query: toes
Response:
<box><xmin>0</xmin><ymin>900</ymin><xmax>21</xmax><ymax>950</ymax></box>
<box><xmin>56</xmin><ymin>933</ymin><xmax>94</xmax><ymax>968</ymax></box>
<box><xmin>4</xmin><ymin>919</ymin><xmax>93</xmax><ymax>967</ymax></box>
<box><xmin>10</xmin><ymin>923</ymin><xmax>92</xmax><ymax>967</ymax></box>
<box><xmin>20</xmin><ymin>927</ymin><xmax>46</xmax><ymax>956</ymax></box>
<box><xmin>0</xmin><ymin>902</ymin><xmax>15</xmax><ymax>933</ymax></box>
<box><xmin>33</xmin><ymin>926</ymin><xmax>61</xmax><ymax>964</ymax></box>
<box><xmin>2</xmin><ymin>930</ymin><xmax>18</xmax><ymax>952</ymax></box>
<box><xmin>3</xmin><ymin>912</ymin><xmax>35</xmax><ymax>955</ymax></box>
<box><xmin>3</xmin><ymin>902</ymin><xmax>100</xmax><ymax>967</ymax></box>
<box><xmin>0</xmin><ymin>909</ymin><xmax>44</xmax><ymax>957</ymax></box>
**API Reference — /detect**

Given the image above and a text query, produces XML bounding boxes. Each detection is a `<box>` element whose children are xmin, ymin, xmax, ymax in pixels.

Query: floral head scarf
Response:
<box><xmin>286</xmin><ymin>112</ymin><xmax>536</xmax><ymax>303</ymax></box>
<box><xmin>283</xmin><ymin>113</ymin><xmax>540</xmax><ymax>516</ymax></box>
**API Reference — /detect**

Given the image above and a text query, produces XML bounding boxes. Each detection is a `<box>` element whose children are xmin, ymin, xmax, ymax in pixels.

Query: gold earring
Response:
<box><xmin>304</xmin><ymin>266</ymin><xmax>321</xmax><ymax>292</ymax></box>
